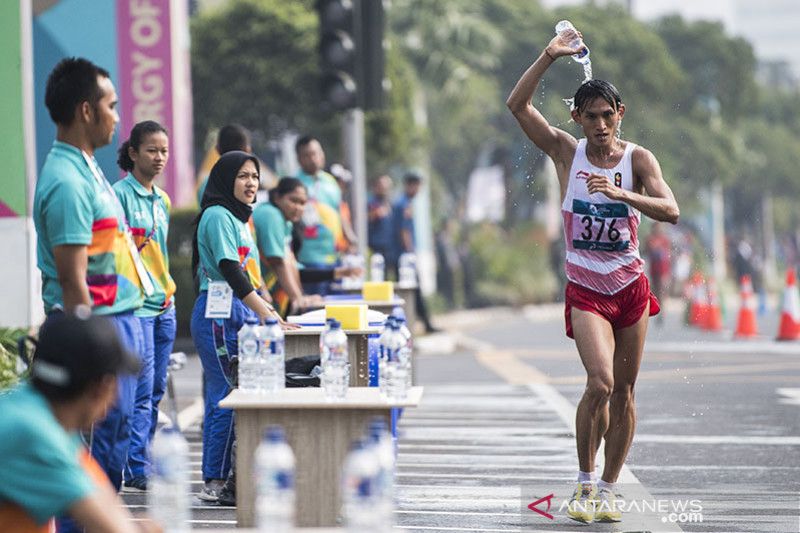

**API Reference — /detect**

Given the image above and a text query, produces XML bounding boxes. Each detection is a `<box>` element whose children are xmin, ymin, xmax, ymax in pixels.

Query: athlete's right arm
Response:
<box><xmin>53</xmin><ymin>244</ymin><xmax>91</xmax><ymax>313</ymax></box>
<box><xmin>69</xmin><ymin>486</ymin><xmax>162</xmax><ymax>533</ymax></box>
<box><xmin>506</xmin><ymin>32</ymin><xmax>584</xmax><ymax>162</ymax></box>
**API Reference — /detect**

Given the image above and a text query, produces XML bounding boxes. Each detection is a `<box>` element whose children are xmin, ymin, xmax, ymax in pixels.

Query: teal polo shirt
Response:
<box><xmin>113</xmin><ymin>174</ymin><xmax>176</xmax><ymax>317</ymax></box>
<box><xmin>297</xmin><ymin>170</ymin><xmax>341</xmax><ymax>211</ymax></box>
<box><xmin>252</xmin><ymin>202</ymin><xmax>293</xmax><ymax>285</ymax></box>
<box><xmin>197</xmin><ymin>205</ymin><xmax>262</xmax><ymax>292</ymax></box>
<box><xmin>33</xmin><ymin>141</ymin><xmax>144</xmax><ymax>315</ymax></box>
<box><xmin>0</xmin><ymin>383</ymin><xmax>95</xmax><ymax>525</ymax></box>
<box><xmin>296</xmin><ymin>170</ymin><xmax>341</xmax><ymax>266</ymax></box>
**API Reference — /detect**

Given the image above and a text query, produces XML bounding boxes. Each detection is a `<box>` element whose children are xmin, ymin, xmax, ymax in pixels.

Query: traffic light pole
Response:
<box><xmin>342</xmin><ymin>107</ymin><xmax>368</xmax><ymax>259</ymax></box>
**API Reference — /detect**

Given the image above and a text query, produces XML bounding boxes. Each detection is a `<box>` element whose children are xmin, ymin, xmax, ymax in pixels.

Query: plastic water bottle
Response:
<box><xmin>342</xmin><ymin>253</ymin><xmax>365</xmax><ymax>289</ymax></box>
<box><xmin>238</xmin><ymin>316</ymin><xmax>262</xmax><ymax>392</ymax></box>
<box><xmin>342</xmin><ymin>439</ymin><xmax>381</xmax><ymax>530</ymax></box>
<box><xmin>319</xmin><ymin>317</ymin><xmax>336</xmax><ymax>365</ymax></box>
<box><xmin>377</xmin><ymin>317</ymin><xmax>396</xmax><ymax>394</ymax></box>
<box><xmin>398</xmin><ymin>253</ymin><xmax>417</xmax><ymax>285</ymax></box>
<box><xmin>149</xmin><ymin>427</ymin><xmax>190</xmax><ymax>533</ymax></box>
<box><xmin>370</xmin><ymin>253</ymin><xmax>385</xmax><ymax>282</ymax></box>
<box><xmin>322</xmin><ymin>319</ymin><xmax>349</xmax><ymax>400</ymax></box>
<box><xmin>256</xmin><ymin>426</ymin><xmax>295</xmax><ymax>532</ymax></box>
<box><xmin>555</xmin><ymin>20</ymin><xmax>590</xmax><ymax>64</ymax></box>
<box><xmin>261</xmin><ymin>318</ymin><xmax>285</xmax><ymax>393</ymax></box>
<box><xmin>380</xmin><ymin>321</ymin><xmax>408</xmax><ymax>401</ymax></box>
<box><xmin>393</xmin><ymin>315</ymin><xmax>413</xmax><ymax>390</ymax></box>
<box><xmin>367</xmin><ymin>418</ymin><xmax>395</xmax><ymax>526</ymax></box>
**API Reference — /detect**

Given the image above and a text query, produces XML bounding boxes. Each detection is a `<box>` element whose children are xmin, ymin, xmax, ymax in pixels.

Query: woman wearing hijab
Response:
<box><xmin>190</xmin><ymin>151</ymin><xmax>293</xmax><ymax>501</ymax></box>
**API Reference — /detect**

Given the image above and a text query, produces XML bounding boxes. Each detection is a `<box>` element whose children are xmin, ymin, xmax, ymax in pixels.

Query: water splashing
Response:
<box><xmin>582</xmin><ymin>61</ymin><xmax>593</xmax><ymax>82</ymax></box>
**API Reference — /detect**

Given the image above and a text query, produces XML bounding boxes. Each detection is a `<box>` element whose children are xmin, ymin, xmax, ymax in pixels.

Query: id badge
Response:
<box><xmin>126</xmin><ymin>232</ymin><xmax>155</xmax><ymax>296</ymax></box>
<box><xmin>205</xmin><ymin>281</ymin><xmax>233</xmax><ymax>319</ymax></box>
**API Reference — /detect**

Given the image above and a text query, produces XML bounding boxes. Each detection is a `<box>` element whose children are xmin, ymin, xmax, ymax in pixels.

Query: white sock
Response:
<box><xmin>598</xmin><ymin>479</ymin><xmax>615</xmax><ymax>492</ymax></box>
<box><xmin>577</xmin><ymin>470</ymin><xmax>596</xmax><ymax>483</ymax></box>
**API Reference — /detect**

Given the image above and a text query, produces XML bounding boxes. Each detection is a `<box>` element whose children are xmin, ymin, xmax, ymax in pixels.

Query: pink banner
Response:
<box><xmin>117</xmin><ymin>0</ymin><xmax>176</xmax><ymax>200</ymax></box>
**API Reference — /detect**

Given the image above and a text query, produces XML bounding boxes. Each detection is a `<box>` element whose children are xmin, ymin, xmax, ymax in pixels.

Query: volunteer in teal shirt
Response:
<box><xmin>34</xmin><ymin>58</ymin><xmax>146</xmax><ymax>497</ymax></box>
<box><xmin>190</xmin><ymin>151</ymin><xmax>292</xmax><ymax>501</ymax></box>
<box><xmin>34</xmin><ymin>140</ymin><xmax>144</xmax><ymax>315</ymax></box>
<box><xmin>113</xmin><ymin>120</ymin><xmax>178</xmax><ymax>491</ymax></box>
<box><xmin>295</xmin><ymin>136</ymin><xmax>343</xmax><ymax>294</ymax></box>
<box><xmin>253</xmin><ymin>177</ymin><xmax>308</xmax><ymax>316</ymax></box>
<box><xmin>0</xmin><ymin>314</ymin><xmax>146</xmax><ymax>530</ymax></box>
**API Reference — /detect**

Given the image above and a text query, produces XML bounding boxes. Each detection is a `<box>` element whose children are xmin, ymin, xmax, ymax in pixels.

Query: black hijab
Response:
<box><xmin>192</xmin><ymin>151</ymin><xmax>260</xmax><ymax>278</ymax></box>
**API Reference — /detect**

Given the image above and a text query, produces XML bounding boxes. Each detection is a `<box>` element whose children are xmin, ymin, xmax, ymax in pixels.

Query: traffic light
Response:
<box><xmin>317</xmin><ymin>0</ymin><xmax>385</xmax><ymax>111</ymax></box>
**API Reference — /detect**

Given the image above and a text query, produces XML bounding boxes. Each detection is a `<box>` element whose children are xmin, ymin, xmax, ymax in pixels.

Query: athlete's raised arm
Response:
<box><xmin>506</xmin><ymin>30</ymin><xmax>585</xmax><ymax>164</ymax></box>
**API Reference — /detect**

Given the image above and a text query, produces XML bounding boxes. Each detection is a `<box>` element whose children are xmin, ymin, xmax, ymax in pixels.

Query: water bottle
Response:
<box><xmin>261</xmin><ymin>318</ymin><xmax>285</xmax><ymax>393</ymax></box>
<box><xmin>319</xmin><ymin>317</ymin><xmax>336</xmax><ymax>365</ymax></box>
<box><xmin>341</xmin><ymin>253</ymin><xmax>365</xmax><ymax>290</ymax></box>
<box><xmin>555</xmin><ymin>20</ymin><xmax>590</xmax><ymax>64</ymax></box>
<box><xmin>322</xmin><ymin>319</ymin><xmax>349</xmax><ymax>400</ymax></box>
<box><xmin>377</xmin><ymin>317</ymin><xmax>396</xmax><ymax>394</ymax></box>
<box><xmin>370</xmin><ymin>253</ymin><xmax>385</xmax><ymax>282</ymax></box>
<box><xmin>393</xmin><ymin>316</ymin><xmax>413</xmax><ymax>390</ymax></box>
<box><xmin>367</xmin><ymin>418</ymin><xmax>395</xmax><ymax>526</ymax></box>
<box><xmin>398</xmin><ymin>253</ymin><xmax>417</xmax><ymax>285</ymax></box>
<box><xmin>149</xmin><ymin>427</ymin><xmax>190</xmax><ymax>533</ymax></box>
<box><xmin>256</xmin><ymin>426</ymin><xmax>295</xmax><ymax>533</ymax></box>
<box><xmin>342</xmin><ymin>439</ymin><xmax>381</xmax><ymax>530</ymax></box>
<box><xmin>380</xmin><ymin>322</ymin><xmax>408</xmax><ymax>401</ymax></box>
<box><xmin>238</xmin><ymin>316</ymin><xmax>262</xmax><ymax>392</ymax></box>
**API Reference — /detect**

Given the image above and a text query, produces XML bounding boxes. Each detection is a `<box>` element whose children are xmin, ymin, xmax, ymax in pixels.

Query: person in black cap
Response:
<box><xmin>0</xmin><ymin>313</ymin><xmax>160</xmax><ymax>532</ymax></box>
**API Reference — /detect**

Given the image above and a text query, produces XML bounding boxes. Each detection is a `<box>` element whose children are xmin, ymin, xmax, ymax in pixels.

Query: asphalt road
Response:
<box><xmin>123</xmin><ymin>303</ymin><xmax>800</xmax><ymax>532</ymax></box>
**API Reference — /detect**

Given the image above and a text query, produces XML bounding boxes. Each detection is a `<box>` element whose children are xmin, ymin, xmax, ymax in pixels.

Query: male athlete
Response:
<box><xmin>507</xmin><ymin>29</ymin><xmax>679</xmax><ymax>523</ymax></box>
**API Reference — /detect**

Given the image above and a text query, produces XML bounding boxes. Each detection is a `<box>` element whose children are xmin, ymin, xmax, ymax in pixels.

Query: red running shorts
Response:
<box><xmin>564</xmin><ymin>273</ymin><xmax>660</xmax><ymax>339</ymax></box>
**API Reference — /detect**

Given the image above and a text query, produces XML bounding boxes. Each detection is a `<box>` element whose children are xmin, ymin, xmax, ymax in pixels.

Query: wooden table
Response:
<box><xmin>283</xmin><ymin>325</ymin><xmax>379</xmax><ymax>387</ymax></box>
<box><xmin>219</xmin><ymin>387</ymin><xmax>424</xmax><ymax>528</ymax></box>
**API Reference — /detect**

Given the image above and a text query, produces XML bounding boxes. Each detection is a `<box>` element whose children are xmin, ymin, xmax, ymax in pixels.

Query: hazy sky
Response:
<box><xmin>542</xmin><ymin>0</ymin><xmax>800</xmax><ymax>77</ymax></box>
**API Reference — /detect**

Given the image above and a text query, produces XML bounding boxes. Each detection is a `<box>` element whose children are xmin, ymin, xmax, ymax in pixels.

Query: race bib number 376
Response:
<box><xmin>571</xmin><ymin>199</ymin><xmax>631</xmax><ymax>252</ymax></box>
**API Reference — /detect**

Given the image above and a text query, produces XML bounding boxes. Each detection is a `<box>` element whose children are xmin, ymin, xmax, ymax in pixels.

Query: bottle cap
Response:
<box><xmin>264</xmin><ymin>425</ymin><xmax>286</xmax><ymax>442</ymax></box>
<box><xmin>244</xmin><ymin>316</ymin><xmax>259</xmax><ymax>325</ymax></box>
<box><xmin>265</xmin><ymin>318</ymin><xmax>278</xmax><ymax>326</ymax></box>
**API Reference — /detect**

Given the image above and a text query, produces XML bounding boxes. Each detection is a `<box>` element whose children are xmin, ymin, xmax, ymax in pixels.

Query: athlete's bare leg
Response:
<box><xmin>571</xmin><ymin>308</ymin><xmax>615</xmax><ymax>473</ymax></box>
<box><xmin>601</xmin><ymin>302</ymin><xmax>649</xmax><ymax>482</ymax></box>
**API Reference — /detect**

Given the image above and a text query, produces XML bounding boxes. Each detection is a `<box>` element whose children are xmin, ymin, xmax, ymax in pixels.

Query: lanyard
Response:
<box><xmin>137</xmin><ymin>195</ymin><xmax>162</xmax><ymax>252</ymax></box>
<box><xmin>81</xmin><ymin>151</ymin><xmax>155</xmax><ymax>296</ymax></box>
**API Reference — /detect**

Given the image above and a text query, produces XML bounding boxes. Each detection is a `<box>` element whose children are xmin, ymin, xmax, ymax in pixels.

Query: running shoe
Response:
<box><xmin>121</xmin><ymin>476</ymin><xmax>147</xmax><ymax>492</ymax></box>
<box><xmin>197</xmin><ymin>479</ymin><xmax>225</xmax><ymax>502</ymax></box>
<box><xmin>594</xmin><ymin>487</ymin><xmax>622</xmax><ymax>522</ymax></box>
<box><xmin>566</xmin><ymin>482</ymin><xmax>597</xmax><ymax>523</ymax></box>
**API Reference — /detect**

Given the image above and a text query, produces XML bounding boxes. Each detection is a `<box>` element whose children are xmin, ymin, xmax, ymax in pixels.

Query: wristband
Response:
<box><xmin>544</xmin><ymin>48</ymin><xmax>556</xmax><ymax>61</ymax></box>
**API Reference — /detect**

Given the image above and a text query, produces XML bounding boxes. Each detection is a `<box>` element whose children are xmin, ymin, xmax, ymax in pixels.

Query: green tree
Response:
<box><xmin>191</xmin><ymin>0</ymin><xmax>328</xmax><ymax>155</ymax></box>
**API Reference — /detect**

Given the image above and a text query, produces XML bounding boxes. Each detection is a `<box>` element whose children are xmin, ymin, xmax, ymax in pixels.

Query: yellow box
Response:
<box><xmin>361</xmin><ymin>281</ymin><xmax>394</xmax><ymax>302</ymax></box>
<box><xmin>325</xmin><ymin>304</ymin><xmax>368</xmax><ymax>330</ymax></box>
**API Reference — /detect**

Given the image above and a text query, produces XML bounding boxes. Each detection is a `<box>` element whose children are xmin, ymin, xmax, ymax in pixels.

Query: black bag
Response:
<box><xmin>285</xmin><ymin>354</ymin><xmax>321</xmax><ymax>387</ymax></box>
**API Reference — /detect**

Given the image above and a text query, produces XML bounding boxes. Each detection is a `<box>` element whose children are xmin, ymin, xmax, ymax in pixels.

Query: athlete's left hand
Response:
<box><xmin>586</xmin><ymin>173</ymin><xmax>623</xmax><ymax>201</ymax></box>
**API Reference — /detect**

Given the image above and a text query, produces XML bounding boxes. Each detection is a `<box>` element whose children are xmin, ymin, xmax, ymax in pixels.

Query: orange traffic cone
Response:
<box><xmin>776</xmin><ymin>268</ymin><xmax>800</xmax><ymax>341</ymax></box>
<box><xmin>703</xmin><ymin>277</ymin><xmax>723</xmax><ymax>331</ymax></box>
<box><xmin>735</xmin><ymin>275</ymin><xmax>758</xmax><ymax>338</ymax></box>
<box><xmin>688</xmin><ymin>273</ymin><xmax>708</xmax><ymax>327</ymax></box>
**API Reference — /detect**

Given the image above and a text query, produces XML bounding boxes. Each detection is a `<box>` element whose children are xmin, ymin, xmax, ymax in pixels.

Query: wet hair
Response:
<box><xmin>217</xmin><ymin>124</ymin><xmax>251</xmax><ymax>154</ymax></box>
<box><xmin>573</xmin><ymin>79</ymin><xmax>622</xmax><ymax>114</ymax></box>
<box><xmin>295</xmin><ymin>135</ymin><xmax>320</xmax><ymax>154</ymax></box>
<box><xmin>45</xmin><ymin>57</ymin><xmax>110</xmax><ymax>126</ymax></box>
<box><xmin>269</xmin><ymin>176</ymin><xmax>306</xmax><ymax>204</ymax></box>
<box><xmin>117</xmin><ymin>120</ymin><xmax>169</xmax><ymax>172</ymax></box>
